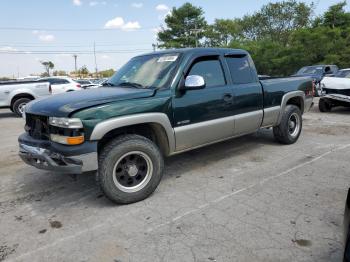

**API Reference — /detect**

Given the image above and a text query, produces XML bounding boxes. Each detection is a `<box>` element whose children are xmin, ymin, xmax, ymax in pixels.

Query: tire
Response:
<box><xmin>273</xmin><ymin>105</ymin><xmax>302</xmax><ymax>145</ymax></box>
<box><xmin>12</xmin><ymin>97</ymin><xmax>31</xmax><ymax>117</ymax></box>
<box><xmin>319</xmin><ymin>98</ymin><xmax>332</xmax><ymax>112</ymax></box>
<box><xmin>98</xmin><ymin>134</ymin><xmax>164</xmax><ymax>204</ymax></box>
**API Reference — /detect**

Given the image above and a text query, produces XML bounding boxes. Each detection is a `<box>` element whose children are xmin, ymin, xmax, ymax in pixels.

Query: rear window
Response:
<box><xmin>225</xmin><ymin>55</ymin><xmax>256</xmax><ymax>84</ymax></box>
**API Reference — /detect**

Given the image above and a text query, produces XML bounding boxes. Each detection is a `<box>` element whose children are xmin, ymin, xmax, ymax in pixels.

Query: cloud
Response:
<box><xmin>89</xmin><ymin>1</ymin><xmax>106</xmax><ymax>6</ymax></box>
<box><xmin>73</xmin><ymin>0</ymin><xmax>82</xmax><ymax>6</ymax></box>
<box><xmin>122</xmin><ymin>21</ymin><xmax>141</xmax><ymax>31</ymax></box>
<box><xmin>104</xmin><ymin>17</ymin><xmax>141</xmax><ymax>31</ymax></box>
<box><xmin>32</xmin><ymin>31</ymin><xmax>55</xmax><ymax>42</ymax></box>
<box><xmin>89</xmin><ymin>1</ymin><xmax>98</xmax><ymax>6</ymax></box>
<box><xmin>0</xmin><ymin>46</ymin><xmax>18</xmax><ymax>52</ymax></box>
<box><xmin>101</xmin><ymin>55</ymin><xmax>110</xmax><ymax>59</ymax></box>
<box><xmin>156</xmin><ymin>4</ymin><xmax>169</xmax><ymax>11</ymax></box>
<box><xmin>158</xmin><ymin>10</ymin><xmax>171</xmax><ymax>21</ymax></box>
<box><xmin>38</xmin><ymin>34</ymin><xmax>55</xmax><ymax>42</ymax></box>
<box><xmin>131</xmin><ymin>2</ymin><xmax>143</xmax><ymax>8</ymax></box>
<box><xmin>104</xmin><ymin>17</ymin><xmax>125</xmax><ymax>28</ymax></box>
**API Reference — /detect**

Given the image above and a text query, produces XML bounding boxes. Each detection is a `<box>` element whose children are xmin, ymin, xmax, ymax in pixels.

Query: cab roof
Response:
<box><xmin>139</xmin><ymin>47</ymin><xmax>249</xmax><ymax>57</ymax></box>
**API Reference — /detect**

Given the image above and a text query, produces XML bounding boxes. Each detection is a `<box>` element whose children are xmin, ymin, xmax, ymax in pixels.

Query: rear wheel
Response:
<box><xmin>319</xmin><ymin>98</ymin><xmax>332</xmax><ymax>112</ymax></box>
<box><xmin>12</xmin><ymin>97</ymin><xmax>31</xmax><ymax>117</ymax></box>
<box><xmin>273</xmin><ymin>105</ymin><xmax>302</xmax><ymax>144</ymax></box>
<box><xmin>98</xmin><ymin>134</ymin><xmax>164</xmax><ymax>204</ymax></box>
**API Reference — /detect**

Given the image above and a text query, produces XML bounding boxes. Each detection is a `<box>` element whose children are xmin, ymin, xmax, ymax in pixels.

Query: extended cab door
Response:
<box><xmin>173</xmin><ymin>55</ymin><xmax>235</xmax><ymax>151</ymax></box>
<box><xmin>224</xmin><ymin>54</ymin><xmax>264</xmax><ymax>135</ymax></box>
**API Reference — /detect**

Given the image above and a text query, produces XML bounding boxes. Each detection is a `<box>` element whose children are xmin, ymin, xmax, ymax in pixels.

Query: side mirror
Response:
<box><xmin>182</xmin><ymin>75</ymin><xmax>206</xmax><ymax>90</ymax></box>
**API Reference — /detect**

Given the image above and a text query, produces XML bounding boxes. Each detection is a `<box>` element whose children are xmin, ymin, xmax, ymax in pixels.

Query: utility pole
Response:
<box><xmin>73</xmin><ymin>54</ymin><xmax>78</xmax><ymax>75</ymax></box>
<box><xmin>190</xmin><ymin>24</ymin><xmax>202</xmax><ymax>48</ymax></box>
<box><xmin>93</xmin><ymin>41</ymin><xmax>98</xmax><ymax>77</ymax></box>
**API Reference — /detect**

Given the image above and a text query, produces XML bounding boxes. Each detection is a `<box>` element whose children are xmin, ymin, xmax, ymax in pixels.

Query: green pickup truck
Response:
<box><xmin>19</xmin><ymin>48</ymin><xmax>314</xmax><ymax>204</ymax></box>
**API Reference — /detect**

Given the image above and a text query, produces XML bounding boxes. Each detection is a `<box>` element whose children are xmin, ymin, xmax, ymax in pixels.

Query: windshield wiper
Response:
<box><xmin>102</xmin><ymin>82</ymin><xmax>116</xmax><ymax>87</ymax></box>
<box><xmin>118</xmin><ymin>82</ymin><xmax>145</xmax><ymax>89</ymax></box>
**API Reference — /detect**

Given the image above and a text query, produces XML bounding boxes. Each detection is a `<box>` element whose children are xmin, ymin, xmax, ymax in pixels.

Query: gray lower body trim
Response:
<box><xmin>174</xmin><ymin>115</ymin><xmax>235</xmax><ymax>152</ymax></box>
<box><xmin>174</xmin><ymin>110</ymin><xmax>263</xmax><ymax>152</ymax></box>
<box><xmin>90</xmin><ymin>113</ymin><xmax>176</xmax><ymax>154</ymax></box>
<box><xmin>261</xmin><ymin>106</ymin><xmax>281</xmax><ymax>128</ymax></box>
<box><xmin>304</xmin><ymin>97</ymin><xmax>313</xmax><ymax>112</ymax></box>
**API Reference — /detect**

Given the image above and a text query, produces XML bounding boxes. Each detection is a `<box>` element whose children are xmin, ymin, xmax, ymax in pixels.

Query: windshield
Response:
<box><xmin>107</xmin><ymin>53</ymin><xmax>180</xmax><ymax>89</ymax></box>
<box><xmin>335</xmin><ymin>70</ymin><xmax>350</xmax><ymax>78</ymax></box>
<box><xmin>296</xmin><ymin>66</ymin><xmax>324</xmax><ymax>75</ymax></box>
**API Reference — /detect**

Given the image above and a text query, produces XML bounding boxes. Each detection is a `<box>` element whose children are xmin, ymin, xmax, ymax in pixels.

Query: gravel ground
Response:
<box><xmin>0</xmin><ymin>99</ymin><xmax>349</xmax><ymax>262</ymax></box>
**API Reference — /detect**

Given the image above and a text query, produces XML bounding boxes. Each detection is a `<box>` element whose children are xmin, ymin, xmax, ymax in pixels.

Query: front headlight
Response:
<box><xmin>49</xmin><ymin>117</ymin><xmax>83</xmax><ymax>129</ymax></box>
<box><xmin>49</xmin><ymin>117</ymin><xmax>84</xmax><ymax>145</ymax></box>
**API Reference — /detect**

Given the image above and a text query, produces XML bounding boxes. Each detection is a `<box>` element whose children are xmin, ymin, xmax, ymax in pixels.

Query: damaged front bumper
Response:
<box><xmin>18</xmin><ymin>133</ymin><xmax>98</xmax><ymax>174</ymax></box>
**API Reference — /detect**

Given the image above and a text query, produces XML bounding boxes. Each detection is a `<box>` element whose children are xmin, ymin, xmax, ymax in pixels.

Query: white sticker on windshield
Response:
<box><xmin>157</xmin><ymin>55</ymin><xmax>178</xmax><ymax>62</ymax></box>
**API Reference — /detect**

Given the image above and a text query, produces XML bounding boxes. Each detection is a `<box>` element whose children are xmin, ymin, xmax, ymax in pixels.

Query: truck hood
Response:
<box><xmin>321</xmin><ymin>77</ymin><xmax>350</xmax><ymax>90</ymax></box>
<box><xmin>292</xmin><ymin>73</ymin><xmax>322</xmax><ymax>82</ymax></box>
<box><xmin>25</xmin><ymin>87</ymin><xmax>155</xmax><ymax>117</ymax></box>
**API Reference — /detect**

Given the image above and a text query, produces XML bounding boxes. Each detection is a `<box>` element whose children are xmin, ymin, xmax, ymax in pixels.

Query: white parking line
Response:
<box><xmin>10</xmin><ymin>143</ymin><xmax>350</xmax><ymax>261</ymax></box>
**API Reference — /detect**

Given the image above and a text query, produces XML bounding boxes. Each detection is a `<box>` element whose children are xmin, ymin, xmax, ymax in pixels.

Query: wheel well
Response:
<box><xmin>11</xmin><ymin>94</ymin><xmax>35</xmax><ymax>107</ymax></box>
<box><xmin>286</xmin><ymin>96</ymin><xmax>304</xmax><ymax>113</ymax></box>
<box><xmin>97</xmin><ymin>123</ymin><xmax>170</xmax><ymax>156</ymax></box>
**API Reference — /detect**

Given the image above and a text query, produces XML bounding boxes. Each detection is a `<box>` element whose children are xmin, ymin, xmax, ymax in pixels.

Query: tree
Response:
<box><xmin>238</xmin><ymin>0</ymin><xmax>313</xmax><ymax>45</ymax></box>
<box><xmin>40</xmin><ymin>61</ymin><xmax>54</xmax><ymax>76</ymax></box>
<box><xmin>322</xmin><ymin>1</ymin><xmax>350</xmax><ymax>29</ymax></box>
<box><xmin>79</xmin><ymin>65</ymin><xmax>89</xmax><ymax>77</ymax></box>
<box><xmin>99</xmin><ymin>69</ymin><xmax>115</xmax><ymax>78</ymax></box>
<box><xmin>157</xmin><ymin>2</ymin><xmax>207</xmax><ymax>48</ymax></box>
<box><xmin>53</xmin><ymin>70</ymin><xmax>68</xmax><ymax>76</ymax></box>
<box><xmin>204</xmin><ymin>19</ymin><xmax>241</xmax><ymax>47</ymax></box>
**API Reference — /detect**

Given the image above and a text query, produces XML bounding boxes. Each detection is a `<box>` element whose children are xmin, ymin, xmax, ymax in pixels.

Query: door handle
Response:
<box><xmin>223</xmin><ymin>93</ymin><xmax>233</xmax><ymax>103</ymax></box>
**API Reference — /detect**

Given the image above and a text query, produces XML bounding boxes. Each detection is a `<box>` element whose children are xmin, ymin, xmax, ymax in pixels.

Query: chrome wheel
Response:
<box><xmin>112</xmin><ymin>151</ymin><xmax>153</xmax><ymax>193</ymax></box>
<box><xmin>288</xmin><ymin>112</ymin><xmax>301</xmax><ymax>137</ymax></box>
<box><xmin>18</xmin><ymin>103</ymin><xmax>26</xmax><ymax>114</ymax></box>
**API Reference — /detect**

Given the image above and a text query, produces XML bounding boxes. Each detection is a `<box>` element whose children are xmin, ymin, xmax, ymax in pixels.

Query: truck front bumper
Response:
<box><xmin>323</xmin><ymin>94</ymin><xmax>350</xmax><ymax>103</ymax></box>
<box><xmin>18</xmin><ymin>133</ymin><xmax>98</xmax><ymax>174</ymax></box>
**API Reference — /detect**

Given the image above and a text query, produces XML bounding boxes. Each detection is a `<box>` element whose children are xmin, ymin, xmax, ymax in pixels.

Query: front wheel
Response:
<box><xmin>12</xmin><ymin>97</ymin><xmax>31</xmax><ymax>117</ymax></box>
<box><xmin>98</xmin><ymin>134</ymin><xmax>164</xmax><ymax>204</ymax></box>
<box><xmin>273</xmin><ymin>105</ymin><xmax>302</xmax><ymax>144</ymax></box>
<box><xmin>319</xmin><ymin>98</ymin><xmax>332</xmax><ymax>112</ymax></box>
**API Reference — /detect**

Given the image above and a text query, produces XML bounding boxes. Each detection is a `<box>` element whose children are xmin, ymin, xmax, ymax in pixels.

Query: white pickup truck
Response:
<box><xmin>0</xmin><ymin>80</ymin><xmax>51</xmax><ymax>116</ymax></box>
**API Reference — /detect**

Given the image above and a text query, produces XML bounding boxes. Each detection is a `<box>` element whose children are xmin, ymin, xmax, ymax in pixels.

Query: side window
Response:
<box><xmin>55</xmin><ymin>79</ymin><xmax>69</xmax><ymax>84</ymax></box>
<box><xmin>187</xmin><ymin>57</ymin><xmax>226</xmax><ymax>88</ymax></box>
<box><xmin>226</xmin><ymin>55</ymin><xmax>256</xmax><ymax>84</ymax></box>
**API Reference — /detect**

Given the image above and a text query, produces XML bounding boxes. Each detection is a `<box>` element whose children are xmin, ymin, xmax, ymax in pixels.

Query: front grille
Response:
<box><xmin>25</xmin><ymin>114</ymin><xmax>50</xmax><ymax>140</ymax></box>
<box><xmin>323</xmin><ymin>88</ymin><xmax>350</xmax><ymax>96</ymax></box>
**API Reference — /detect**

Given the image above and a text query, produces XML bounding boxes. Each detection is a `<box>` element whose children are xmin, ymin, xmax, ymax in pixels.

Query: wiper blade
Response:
<box><xmin>102</xmin><ymin>82</ymin><xmax>115</xmax><ymax>87</ymax></box>
<box><xmin>118</xmin><ymin>82</ymin><xmax>145</xmax><ymax>89</ymax></box>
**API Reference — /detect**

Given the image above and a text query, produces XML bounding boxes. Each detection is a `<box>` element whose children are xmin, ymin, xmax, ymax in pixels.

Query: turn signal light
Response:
<box><xmin>66</xmin><ymin>136</ymin><xmax>84</xmax><ymax>145</ymax></box>
<box><xmin>50</xmin><ymin>134</ymin><xmax>84</xmax><ymax>145</ymax></box>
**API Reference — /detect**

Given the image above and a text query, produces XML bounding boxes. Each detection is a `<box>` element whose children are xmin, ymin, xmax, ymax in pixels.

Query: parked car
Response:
<box><xmin>75</xmin><ymin>79</ymin><xmax>98</xmax><ymax>89</ymax></box>
<box><xmin>19</xmin><ymin>48</ymin><xmax>313</xmax><ymax>204</ymax></box>
<box><xmin>319</xmin><ymin>69</ymin><xmax>350</xmax><ymax>112</ymax></box>
<box><xmin>38</xmin><ymin>77</ymin><xmax>82</xmax><ymax>95</ymax></box>
<box><xmin>293</xmin><ymin>65</ymin><xmax>339</xmax><ymax>96</ymax></box>
<box><xmin>0</xmin><ymin>80</ymin><xmax>51</xmax><ymax>116</ymax></box>
<box><xmin>344</xmin><ymin>189</ymin><xmax>350</xmax><ymax>261</ymax></box>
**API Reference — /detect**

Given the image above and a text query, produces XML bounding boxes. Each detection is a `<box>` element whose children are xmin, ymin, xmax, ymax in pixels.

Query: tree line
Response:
<box><xmin>157</xmin><ymin>1</ymin><xmax>350</xmax><ymax>76</ymax></box>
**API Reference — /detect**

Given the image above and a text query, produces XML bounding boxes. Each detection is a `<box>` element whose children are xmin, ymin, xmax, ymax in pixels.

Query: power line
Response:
<box><xmin>0</xmin><ymin>49</ymin><xmax>152</xmax><ymax>55</ymax></box>
<box><xmin>0</xmin><ymin>42</ymin><xmax>152</xmax><ymax>48</ymax></box>
<box><xmin>0</xmin><ymin>26</ymin><xmax>157</xmax><ymax>32</ymax></box>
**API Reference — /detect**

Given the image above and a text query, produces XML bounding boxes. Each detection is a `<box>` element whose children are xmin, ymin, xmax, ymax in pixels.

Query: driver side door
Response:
<box><xmin>173</xmin><ymin>55</ymin><xmax>235</xmax><ymax>151</ymax></box>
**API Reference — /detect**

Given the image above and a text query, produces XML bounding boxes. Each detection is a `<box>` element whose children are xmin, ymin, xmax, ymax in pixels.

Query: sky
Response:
<box><xmin>0</xmin><ymin>0</ymin><xmax>348</xmax><ymax>77</ymax></box>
